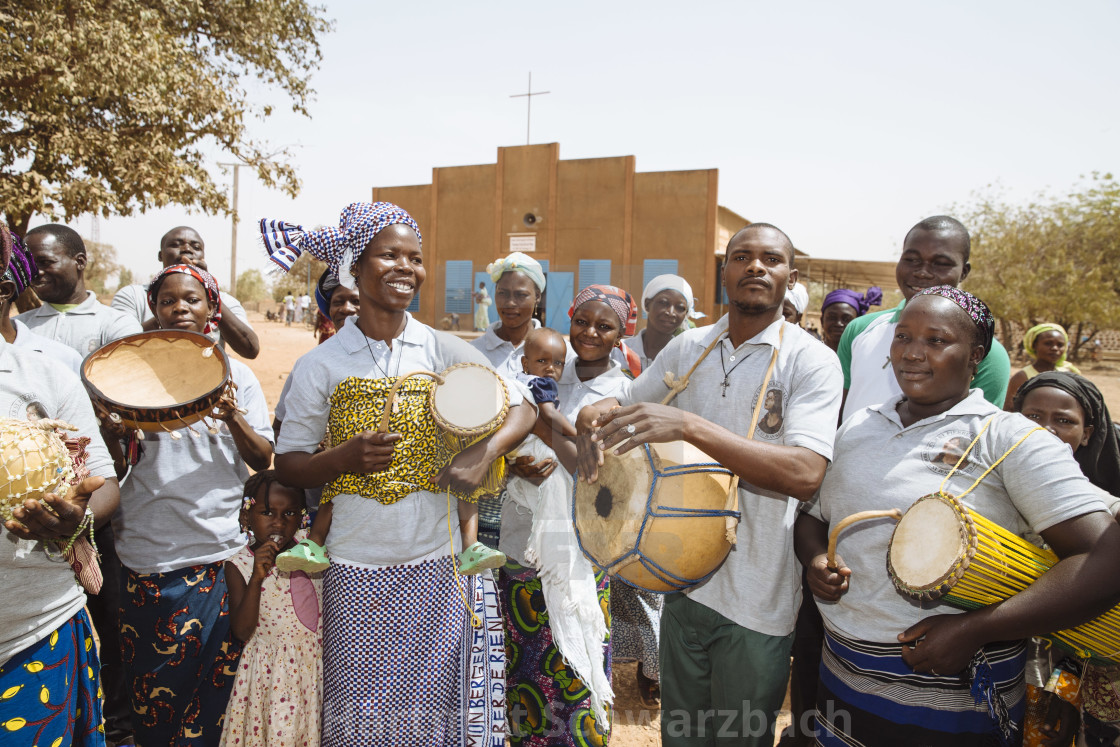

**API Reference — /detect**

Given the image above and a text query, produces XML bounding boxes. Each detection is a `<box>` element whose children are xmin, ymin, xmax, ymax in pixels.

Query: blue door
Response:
<box><xmin>546</xmin><ymin>271</ymin><xmax>574</xmax><ymax>334</ymax></box>
<box><xmin>474</xmin><ymin>271</ymin><xmax>497</xmax><ymax>327</ymax></box>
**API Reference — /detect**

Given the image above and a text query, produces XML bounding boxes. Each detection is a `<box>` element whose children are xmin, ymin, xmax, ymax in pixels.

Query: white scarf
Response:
<box><xmin>507</xmin><ymin>435</ymin><xmax>614</xmax><ymax>724</ymax></box>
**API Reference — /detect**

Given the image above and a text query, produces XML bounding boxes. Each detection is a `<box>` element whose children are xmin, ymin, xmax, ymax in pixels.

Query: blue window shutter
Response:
<box><xmin>407</xmin><ymin>292</ymin><xmax>420</xmax><ymax>313</ymax></box>
<box><xmin>578</xmin><ymin>260</ymin><xmax>611</xmax><ymax>291</ymax></box>
<box><xmin>641</xmin><ymin>260</ymin><xmax>680</xmax><ymax>316</ymax></box>
<box><xmin>445</xmin><ymin>261</ymin><xmax>473</xmax><ymax>314</ymax></box>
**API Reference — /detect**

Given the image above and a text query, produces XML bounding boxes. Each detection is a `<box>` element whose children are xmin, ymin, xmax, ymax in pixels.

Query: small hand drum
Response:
<box><xmin>427</xmin><ymin>363</ymin><xmax>509</xmax><ymax>497</ymax></box>
<box><xmin>0</xmin><ymin>418</ymin><xmax>76</xmax><ymax>522</ymax></box>
<box><xmin>82</xmin><ymin>330</ymin><xmax>233</xmax><ymax>433</ymax></box>
<box><xmin>573</xmin><ymin>441</ymin><xmax>738</xmax><ymax>593</ymax></box>
<box><xmin>887</xmin><ymin>492</ymin><xmax>1120</xmax><ymax>665</ymax></box>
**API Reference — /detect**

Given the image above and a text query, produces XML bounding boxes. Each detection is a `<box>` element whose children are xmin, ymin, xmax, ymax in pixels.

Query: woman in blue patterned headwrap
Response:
<box><xmin>798</xmin><ymin>286</ymin><xmax>1120</xmax><ymax>747</ymax></box>
<box><xmin>263</xmin><ymin>202</ymin><xmax>536</xmax><ymax>747</ymax></box>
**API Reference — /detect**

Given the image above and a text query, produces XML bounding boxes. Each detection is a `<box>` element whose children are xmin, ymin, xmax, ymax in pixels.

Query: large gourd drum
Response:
<box><xmin>573</xmin><ymin>441</ymin><xmax>738</xmax><ymax>593</ymax></box>
<box><xmin>0</xmin><ymin>418</ymin><xmax>75</xmax><ymax>521</ymax></box>
<box><xmin>82</xmin><ymin>330</ymin><xmax>232</xmax><ymax>433</ymax></box>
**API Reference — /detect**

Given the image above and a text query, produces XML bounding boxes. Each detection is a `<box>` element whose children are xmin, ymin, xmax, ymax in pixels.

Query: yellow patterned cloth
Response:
<box><xmin>322</xmin><ymin>376</ymin><xmax>504</xmax><ymax>505</ymax></box>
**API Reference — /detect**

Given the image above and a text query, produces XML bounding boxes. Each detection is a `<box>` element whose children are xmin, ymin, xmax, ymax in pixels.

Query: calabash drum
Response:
<box><xmin>0</xmin><ymin>418</ymin><xmax>76</xmax><ymax>521</ymax></box>
<box><xmin>573</xmin><ymin>441</ymin><xmax>739</xmax><ymax>593</ymax></box>
<box><xmin>887</xmin><ymin>491</ymin><xmax>1120</xmax><ymax>664</ymax></box>
<box><xmin>82</xmin><ymin>330</ymin><xmax>232</xmax><ymax>433</ymax></box>
<box><xmin>427</xmin><ymin>363</ymin><xmax>509</xmax><ymax>498</ymax></box>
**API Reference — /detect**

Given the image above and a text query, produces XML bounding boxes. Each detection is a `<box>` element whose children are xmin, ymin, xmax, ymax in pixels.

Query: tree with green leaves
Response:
<box><xmin>955</xmin><ymin>173</ymin><xmax>1120</xmax><ymax>361</ymax></box>
<box><xmin>0</xmin><ymin>0</ymin><xmax>332</xmax><ymax>234</ymax></box>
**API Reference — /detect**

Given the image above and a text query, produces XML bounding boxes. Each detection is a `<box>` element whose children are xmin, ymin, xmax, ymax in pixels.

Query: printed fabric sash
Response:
<box><xmin>322</xmin><ymin>376</ymin><xmax>504</xmax><ymax>505</ymax></box>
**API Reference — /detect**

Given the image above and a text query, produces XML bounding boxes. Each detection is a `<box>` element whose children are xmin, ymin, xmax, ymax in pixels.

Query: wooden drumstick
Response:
<box><xmin>826</xmin><ymin>509</ymin><xmax>902</xmax><ymax>571</ymax></box>
<box><xmin>378</xmin><ymin>370</ymin><xmax>444</xmax><ymax>433</ymax></box>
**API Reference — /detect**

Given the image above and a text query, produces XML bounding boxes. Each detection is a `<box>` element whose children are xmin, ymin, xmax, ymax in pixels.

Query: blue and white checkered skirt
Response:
<box><xmin>322</xmin><ymin>557</ymin><xmax>505</xmax><ymax>747</ymax></box>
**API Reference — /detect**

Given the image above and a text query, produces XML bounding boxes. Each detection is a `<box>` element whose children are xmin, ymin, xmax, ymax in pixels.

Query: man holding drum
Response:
<box><xmin>577</xmin><ymin>223</ymin><xmax>843</xmax><ymax>747</ymax></box>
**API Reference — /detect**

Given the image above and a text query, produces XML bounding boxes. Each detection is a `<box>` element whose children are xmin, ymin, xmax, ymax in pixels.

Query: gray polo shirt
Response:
<box><xmin>0</xmin><ymin>341</ymin><xmax>115</xmax><ymax>665</ymax></box>
<box><xmin>111</xmin><ymin>282</ymin><xmax>251</xmax><ymax>351</ymax></box>
<box><xmin>277</xmin><ymin>314</ymin><xmax>527</xmax><ymax>568</ymax></box>
<box><xmin>112</xmin><ymin>358</ymin><xmax>273</xmax><ymax>574</ymax></box>
<box><xmin>623</xmin><ymin>315</ymin><xmax>843</xmax><ymax>637</ymax></box>
<box><xmin>12</xmin><ymin>319</ymin><xmax>83</xmax><ymax>375</ymax></box>
<box><xmin>16</xmin><ymin>290</ymin><xmax>142</xmax><ymax>356</ymax></box>
<box><xmin>809</xmin><ymin>391</ymin><xmax>1108</xmax><ymax>642</ymax></box>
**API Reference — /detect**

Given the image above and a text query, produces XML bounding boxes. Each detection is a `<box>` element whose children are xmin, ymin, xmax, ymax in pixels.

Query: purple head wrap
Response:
<box><xmin>3</xmin><ymin>231</ymin><xmax>37</xmax><ymax>295</ymax></box>
<box><xmin>259</xmin><ymin>202</ymin><xmax>421</xmax><ymax>291</ymax></box>
<box><xmin>822</xmin><ymin>286</ymin><xmax>883</xmax><ymax>317</ymax></box>
<box><xmin>912</xmin><ymin>285</ymin><xmax>995</xmax><ymax>354</ymax></box>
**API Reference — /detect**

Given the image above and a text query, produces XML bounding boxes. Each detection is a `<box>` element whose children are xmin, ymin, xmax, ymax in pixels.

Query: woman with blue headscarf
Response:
<box><xmin>262</xmin><ymin>203</ymin><xmax>536</xmax><ymax>746</ymax></box>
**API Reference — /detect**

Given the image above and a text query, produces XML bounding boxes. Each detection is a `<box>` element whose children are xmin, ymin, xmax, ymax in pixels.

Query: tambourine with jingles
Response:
<box><xmin>81</xmin><ymin>330</ymin><xmax>235</xmax><ymax>434</ymax></box>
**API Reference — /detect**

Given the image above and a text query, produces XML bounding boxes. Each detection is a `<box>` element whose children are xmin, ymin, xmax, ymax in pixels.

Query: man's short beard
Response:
<box><xmin>731</xmin><ymin>298</ymin><xmax>777</xmax><ymax>315</ymax></box>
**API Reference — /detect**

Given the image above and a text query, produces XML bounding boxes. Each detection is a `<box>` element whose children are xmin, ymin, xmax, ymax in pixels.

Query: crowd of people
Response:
<box><xmin>0</xmin><ymin>206</ymin><xmax>1118</xmax><ymax>747</ymax></box>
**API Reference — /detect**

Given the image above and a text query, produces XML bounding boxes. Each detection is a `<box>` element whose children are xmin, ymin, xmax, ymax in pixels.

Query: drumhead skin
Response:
<box><xmin>82</xmin><ymin>330</ymin><xmax>231</xmax><ymax>432</ymax></box>
<box><xmin>573</xmin><ymin>441</ymin><xmax>735</xmax><ymax>593</ymax></box>
<box><xmin>430</xmin><ymin>363</ymin><xmax>508</xmax><ymax>436</ymax></box>
<box><xmin>888</xmin><ymin>493</ymin><xmax>970</xmax><ymax>598</ymax></box>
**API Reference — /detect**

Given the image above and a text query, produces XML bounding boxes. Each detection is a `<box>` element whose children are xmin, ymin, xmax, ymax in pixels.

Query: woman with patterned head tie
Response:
<box><xmin>797</xmin><ymin>285</ymin><xmax>1120</xmax><ymax>746</ymax></box>
<box><xmin>101</xmin><ymin>263</ymin><xmax>275</xmax><ymax>746</ymax></box>
<box><xmin>262</xmin><ymin>202</ymin><xmax>536</xmax><ymax>747</ymax></box>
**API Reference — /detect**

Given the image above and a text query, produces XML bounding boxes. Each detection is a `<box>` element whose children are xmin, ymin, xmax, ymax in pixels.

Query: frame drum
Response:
<box><xmin>82</xmin><ymin>330</ymin><xmax>232</xmax><ymax>433</ymax></box>
<box><xmin>573</xmin><ymin>441</ymin><xmax>738</xmax><ymax>593</ymax></box>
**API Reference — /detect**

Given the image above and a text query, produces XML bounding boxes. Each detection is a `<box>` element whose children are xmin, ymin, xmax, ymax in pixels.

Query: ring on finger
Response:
<box><xmin>625</xmin><ymin>424</ymin><xmax>637</xmax><ymax>435</ymax></box>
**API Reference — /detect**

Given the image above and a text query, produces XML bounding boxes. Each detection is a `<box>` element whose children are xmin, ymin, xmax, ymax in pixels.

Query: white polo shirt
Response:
<box><xmin>623</xmin><ymin>315</ymin><xmax>843</xmax><ymax>637</ymax></box>
<box><xmin>471</xmin><ymin>319</ymin><xmax>542</xmax><ymax>378</ymax></box>
<box><xmin>17</xmin><ymin>290</ymin><xmax>141</xmax><ymax>356</ymax></box>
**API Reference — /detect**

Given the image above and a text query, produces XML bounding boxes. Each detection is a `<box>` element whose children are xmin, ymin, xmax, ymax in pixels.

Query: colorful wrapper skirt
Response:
<box><xmin>500</xmin><ymin>559</ymin><xmax>611</xmax><ymax>747</ymax></box>
<box><xmin>816</xmin><ymin>627</ymin><xmax>1026</xmax><ymax>747</ymax></box>
<box><xmin>120</xmin><ymin>561</ymin><xmax>242</xmax><ymax>746</ymax></box>
<box><xmin>0</xmin><ymin>609</ymin><xmax>104</xmax><ymax>747</ymax></box>
<box><xmin>321</xmin><ymin>556</ymin><xmax>505</xmax><ymax>747</ymax></box>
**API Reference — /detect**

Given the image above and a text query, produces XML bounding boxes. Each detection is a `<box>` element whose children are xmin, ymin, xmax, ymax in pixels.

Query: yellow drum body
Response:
<box><xmin>888</xmin><ymin>492</ymin><xmax>1120</xmax><ymax>665</ymax></box>
<box><xmin>573</xmin><ymin>441</ymin><xmax>737</xmax><ymax>593</ymax></box>
<box><xmin>428</xmin><ymin>363</ymin><xmax>509</xmax><ymax>498</ymax></box>
<box><xmin>0</xmin><ymin>418</ymin><xmax>74</xmax><ymax>520</ymax></box>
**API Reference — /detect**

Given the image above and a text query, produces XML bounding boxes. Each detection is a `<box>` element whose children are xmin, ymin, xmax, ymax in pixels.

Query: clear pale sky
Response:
<box><xmin>65</xmin><ymin>0</ymin><xmax>1120</xmax><ymax>287</ymax></box>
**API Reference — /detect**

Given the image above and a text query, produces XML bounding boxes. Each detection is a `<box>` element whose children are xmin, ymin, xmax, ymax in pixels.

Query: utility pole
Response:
<box><xmin>217</xmin><ymin>161</ymin><xmax>241</xmax><ymax>295</ymax></box>
<box><xmin>510</xmin><ymin>72</ymin><xmax>550</xmax><ymax>145</ymax></box>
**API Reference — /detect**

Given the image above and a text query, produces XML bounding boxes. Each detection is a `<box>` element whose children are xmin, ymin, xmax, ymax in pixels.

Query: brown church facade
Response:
<box><xmin>371</xmin><ymin>143</ymin><xmax>751</xmax><ymax>333</ymax></box>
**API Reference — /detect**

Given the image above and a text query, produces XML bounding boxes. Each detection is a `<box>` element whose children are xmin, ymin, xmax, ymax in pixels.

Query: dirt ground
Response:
<box><xmin>232</xmin><ymin>311</ymin><xmax>1120</xmax><ymax>746</ymax></box>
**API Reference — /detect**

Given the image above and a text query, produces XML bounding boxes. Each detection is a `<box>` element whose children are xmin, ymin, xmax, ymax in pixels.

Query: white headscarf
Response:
<box><xmin>786</xmin><ymin>282</ymin><xmax>809</xmax><ymax>314</ymax></box>
<box><xmin>640</xmin><ymin>274</ymin><xmax>694</xmax><ymax>320</ymax></box>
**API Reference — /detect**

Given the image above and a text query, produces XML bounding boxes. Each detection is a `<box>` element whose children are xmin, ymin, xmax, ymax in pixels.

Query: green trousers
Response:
<box><xmin>660</xmin><ymin>593</ymin><xmax>793</xmax><ymax>747</ymax></box>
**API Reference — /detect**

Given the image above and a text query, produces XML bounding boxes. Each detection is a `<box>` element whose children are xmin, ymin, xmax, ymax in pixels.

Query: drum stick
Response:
<box><xmin>827</xmin><ymin>509</ymin><xmax>903</xmax><ymax>571</ymax></box>
<box><xmin>660</xmin><ymin>335</ymin><xmax>723</xmax><ymax>406</ymax></box>
<box><xmin>379</xmin><ymin>370</ymin><xmax>444</xmax><ymax>432</ymax></box>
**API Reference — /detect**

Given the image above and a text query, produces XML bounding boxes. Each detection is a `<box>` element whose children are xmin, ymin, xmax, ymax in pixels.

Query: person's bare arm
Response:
<box><xmin>794</xmin><ymin>512</ymin><xmax>850</xmax><ymax>601</ymax></box>
<box><xmin>227</xmin><ymin>543</ymin><xmax>278</xmax><ymax>642</ymax></box>
<box><xmin>586</xmin><ymin>403</ymin><xmax>828</xmax><ymax>500</ymax></box>
<box><xmin>276</xmin><ymin>431</ymin><xmax>402</xmax><ymax>488</ymax></box>
<box><xmin>213</xmin><ymin>392</ymin><xmax>273</xmax><ymax>472</ymax></box>
<box><xmin>217</xmin><ymin>313</ymin><xmax>261</xmax><ymax>359</ymax></box>
<box><xmin>4</xmin><ymin>475</ymin><xmax>117</xmax><ymax>538</ymax></box>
